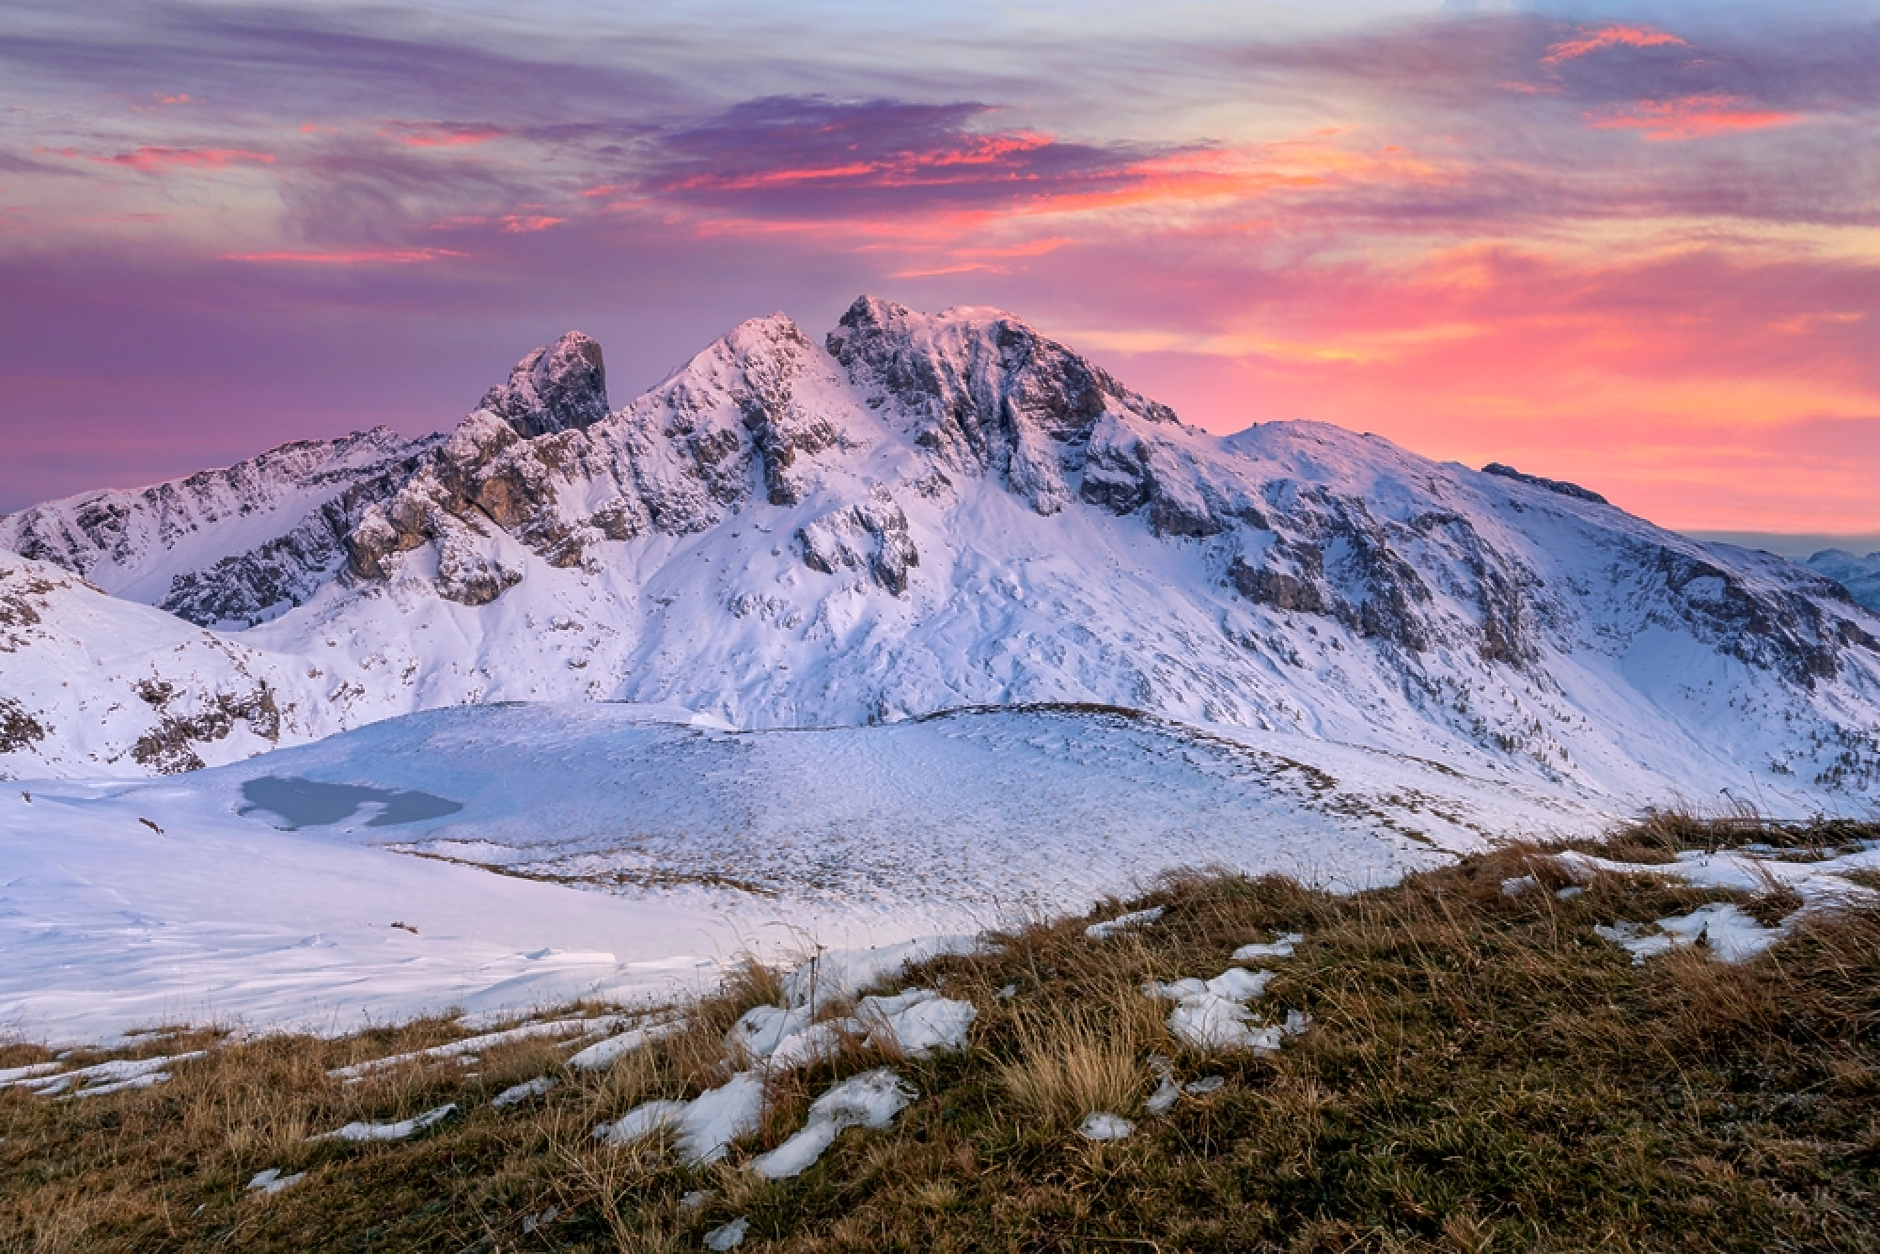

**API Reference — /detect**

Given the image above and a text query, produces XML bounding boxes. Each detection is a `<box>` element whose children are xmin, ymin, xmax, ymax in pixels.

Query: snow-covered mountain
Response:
<box><xmin>0</xmin><ymin>552</ymin><xmax>341</xmax><ymax>773</ymax></box>
<box><xmin>4</xmin><ymin>297</ymin><xmax>1879</xmax><ymax>808</ymax></box>
<box><xmin>0</xmin><ymin>427</ymin><xmax>439</xmax><ymax>628</ymax></box>
<box><xmin>1806</xmin><ymin>550</ymin><xmax>1880</xmax><ymax>614</ymax></box>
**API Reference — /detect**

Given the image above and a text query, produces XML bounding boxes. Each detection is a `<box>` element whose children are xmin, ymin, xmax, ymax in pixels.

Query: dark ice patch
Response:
<box><xmin>240</xmin><ymin>776</ymin><xmax>463</xmax><ymax>829</ymax></box>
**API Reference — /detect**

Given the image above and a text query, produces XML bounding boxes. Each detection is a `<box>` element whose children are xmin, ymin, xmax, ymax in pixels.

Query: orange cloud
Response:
<box><xmin>1589</xmin><ymin>95</ymin><xmax>1802</xmax><ymax>141</ymax></box>
<box><xmin>1543</xmin><ymin>25</ymin><xmax>1689</xmax><ymax>64</ymax></box>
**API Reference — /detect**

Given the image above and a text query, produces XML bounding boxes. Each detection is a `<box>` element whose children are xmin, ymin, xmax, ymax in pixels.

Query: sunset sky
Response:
<box><xmin>2</xmin><ymin>1</ymin><xmax>1876</xmax><ymax>540</ymax></box>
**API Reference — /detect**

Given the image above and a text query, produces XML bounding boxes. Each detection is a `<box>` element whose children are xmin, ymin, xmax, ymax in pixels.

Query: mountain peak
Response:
<box><xmin>478</xmin><ymin>331</ymin><xmax>609</xmax><ymax>439</ymax></box>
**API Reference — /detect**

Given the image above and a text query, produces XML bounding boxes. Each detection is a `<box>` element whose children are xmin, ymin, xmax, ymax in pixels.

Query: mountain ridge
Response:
<box><xmin>3</xmin><ymin>297</ymin><xmax>1878</xmax><ymax>812</ymax></box>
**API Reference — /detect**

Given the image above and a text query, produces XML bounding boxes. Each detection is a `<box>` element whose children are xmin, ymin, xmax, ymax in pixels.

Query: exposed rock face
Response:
<box><xmin>0</xmin><ymin>695</ymin><xmax>44</xmax><ymax>753</ymax></box>
<box><xmin>1228</xmin><ymin>555</ymin><xmax>1325</xmax><ymax>614</ymax></box>
<box><xmin>797</xmin><ymin>489</ymin><xmax>919</xmax><ymax>596</ymax></box>
<box><xmin>322</xmin><ymin>300</ymin><xmax>1878</xmax><ymax>709</ymax></box>
<box><xmin>130</xmin><ymin>676</ymin><xmax>284</xmax><ymax>774</ymax></box>
<box><xmin>478</xmin><ymin>331</ymin><xmax>610</xmax><ymax>439</ymax></box>
<box><xmin>0</xmin><ymin>551</ymin><xmax>333</xmax><ymax>779</ymax></box>
<box><xmin>828</xmin><ymin>296</ymin><xmax>1183</xmax><ymax>520</ymax></box>
<box><xmin>343</xmin><ymin>315</ymin><xmax>854</xmax><ymax>599</ymax></box>
<box><xmin>1647</xmin><ymin>546</ymin><xmax>1876</xmax><ymax>685</ymax></box>
<box><xmin>1482</xmin><ymin>462</ymin><xmax>1608</xmax><ymax>505</ymax></box>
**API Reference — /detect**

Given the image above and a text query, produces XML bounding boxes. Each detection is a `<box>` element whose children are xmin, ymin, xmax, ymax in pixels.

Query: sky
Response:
<box><xmin>1</xmin><ymin>1</ymin><xmax>1877</xmax><ymax>539</ymax></box>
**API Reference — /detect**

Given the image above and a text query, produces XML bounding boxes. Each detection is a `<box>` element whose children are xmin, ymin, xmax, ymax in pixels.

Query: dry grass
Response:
<box><xmin>3</xmin><ymin>817</ymin><xmax>1878</xmax><ymax>1252</ymax></box>
<box><xmin>996</xmin><ymin>994</ymin><xmax>1147</xmax><ymax>1128</ymax></box>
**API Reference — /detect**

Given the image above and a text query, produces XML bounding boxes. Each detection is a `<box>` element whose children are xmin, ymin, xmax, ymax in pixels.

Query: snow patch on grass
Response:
<box><xmin>750</xmin><ymin>1069</ymin><xmax>914</xmax><ymax>1179</ymax></box>
<box><xmin>308</xmin><ymin>1103</ymin><xmax>457</xmax><ymax>1143</ymax></box>
<box><xmin>1085</xmin><ymin>906</ymin><xmax>1164</xmax><ymax>940</ymax></box>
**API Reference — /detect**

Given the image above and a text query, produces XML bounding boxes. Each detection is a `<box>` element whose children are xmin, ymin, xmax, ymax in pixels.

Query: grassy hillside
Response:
<box><xmin>4</xmin><ymin>817</ymin><xmax>1878</xmax><ymax>1252</ymax></box>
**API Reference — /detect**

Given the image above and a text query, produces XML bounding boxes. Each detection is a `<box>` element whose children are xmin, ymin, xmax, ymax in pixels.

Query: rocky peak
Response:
<box><xmin>828</xmin><ymin>295</ymin><xmax>1177</xmax><ymax>515</ymax></box>
<box><xmin>478</xmin><ymin>331</ymin><xmax>609</xmax><ymax>439</ymax></box>
<box><xmin>651</xmin><ymin>314</ymin><xmax>845</xmax><ymax>509</ymax></box>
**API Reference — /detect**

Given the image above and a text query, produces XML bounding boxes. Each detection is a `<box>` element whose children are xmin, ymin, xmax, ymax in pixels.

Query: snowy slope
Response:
<box><xmin>3</xmin><ymin>698</ymin><xmax>1597</xmax><ymax>1042</ymax></box>
<box><xmin>0</xmin><ymin>428</ymin><xmax>437</xmax><ymax>627</ymax></box>
<box><xmin>0</xmin><ymin>771</ymin><xmax>747</xmax><ymax>1046</ymax></box>
<box><xmin>0</xmin><ymin>552</ymin><xmax>347</xmax><ymax>775</ymax></box>
<box><xmin>4</xmin><ymin>298</ymin><xmax>1879</xmax><ymax>814</ymax></box>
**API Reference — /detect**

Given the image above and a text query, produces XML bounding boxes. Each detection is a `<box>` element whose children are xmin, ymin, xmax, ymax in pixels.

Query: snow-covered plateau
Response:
<box><xmin>3</xmin><ymin>296</ymin><xmax>1878</xmax><ymax>1042</ymax></box>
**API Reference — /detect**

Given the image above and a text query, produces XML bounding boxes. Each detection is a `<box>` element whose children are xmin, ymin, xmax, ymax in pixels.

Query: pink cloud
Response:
<box><xmin>219</xmin><ymin>247</ymin><xmax>466</xmax><ymax>264</ymax></box>
<box><xmin>1588</xmin><ymin>95</ymin><xmax>1803</xmax><ymax>141</ymax></box>
<box><xmin>379</xmin><ymin>122</ymin><xmax>507</xmax><ymax>148</ymax></box>
<box><xmin>41</xmin><ymin>146</ymin><xmax>276</xmax><ymax>173</ymax></box>
<box><xmin>1543</xmin><ymin>25</ymin><xmax>1689</xmax><ymax>65</ymax></box>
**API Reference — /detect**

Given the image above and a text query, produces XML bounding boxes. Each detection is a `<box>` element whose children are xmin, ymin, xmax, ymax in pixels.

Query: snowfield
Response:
<box><xmin>4</xmin><ymin>698</ymin><xmax>1612</xmax><ymax>1045</ymax></box>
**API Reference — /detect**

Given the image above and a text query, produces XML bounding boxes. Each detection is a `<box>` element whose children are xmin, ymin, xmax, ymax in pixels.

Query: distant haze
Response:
<box><xmin>1685</xmin><ymin>533</ymin><xmax>1880</xmax><ymax>560</ymax></box>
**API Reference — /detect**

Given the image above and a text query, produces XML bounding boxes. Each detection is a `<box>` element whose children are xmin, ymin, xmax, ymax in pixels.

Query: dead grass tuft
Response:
<box><xmin>996</xmin><ymin>995</ymin><xmax>1146</xmax><ymax>1129</ymax></box>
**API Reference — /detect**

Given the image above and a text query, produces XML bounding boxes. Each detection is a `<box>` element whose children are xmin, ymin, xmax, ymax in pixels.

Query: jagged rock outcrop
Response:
<box><xmin>828</xmin><ymin>296</ymin><xmax>1187</xmax><ymax>520</ymax></box>
<box><xmin>343</xmin><ymin>315</ymin><xmax>858</xmax><ymax>599</ymax></box>
<box><xmin>797</xmin><ymin>489</ymin><xmax>919</xmax><ymax>595</ymax></box>
<box><xmin>1645</xmin><ymin>545</ymin><xmax>1876</xmax><ymax>685</ymax></box>
<box><xmin>1482</xmin><ymin>462</ymin><xmax>1608</xmax><ymax>505</ymax></box>
<box><xmin>0</xmin><ymin>552</ymin><xmax>334</xmax><ymax>778</ymax></box>
<box><xmin>478</xmin><ymin>331</ymin><xmax>610</xmax><ymax>439</ymax></box>
<box><xmin>319</xmin><ymin>299</ymin><xmax>1878</xmax><ymax>715</ymax></box>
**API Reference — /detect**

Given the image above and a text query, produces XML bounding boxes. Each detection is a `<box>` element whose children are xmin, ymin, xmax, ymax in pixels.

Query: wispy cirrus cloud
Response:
<box><xmin>636</xmin><ymin>97</ymin><xmax>1165</xmax><ymax>217</ymax></box>
<box><xmin>379</xmin><ymin>121</ymin><xmax>509</xmax><ymax>149</ymax></box>
<box><xmin>219</xmin><ymin>246</ymin><xmax>465</xmax><ymax>264</ymax></box>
